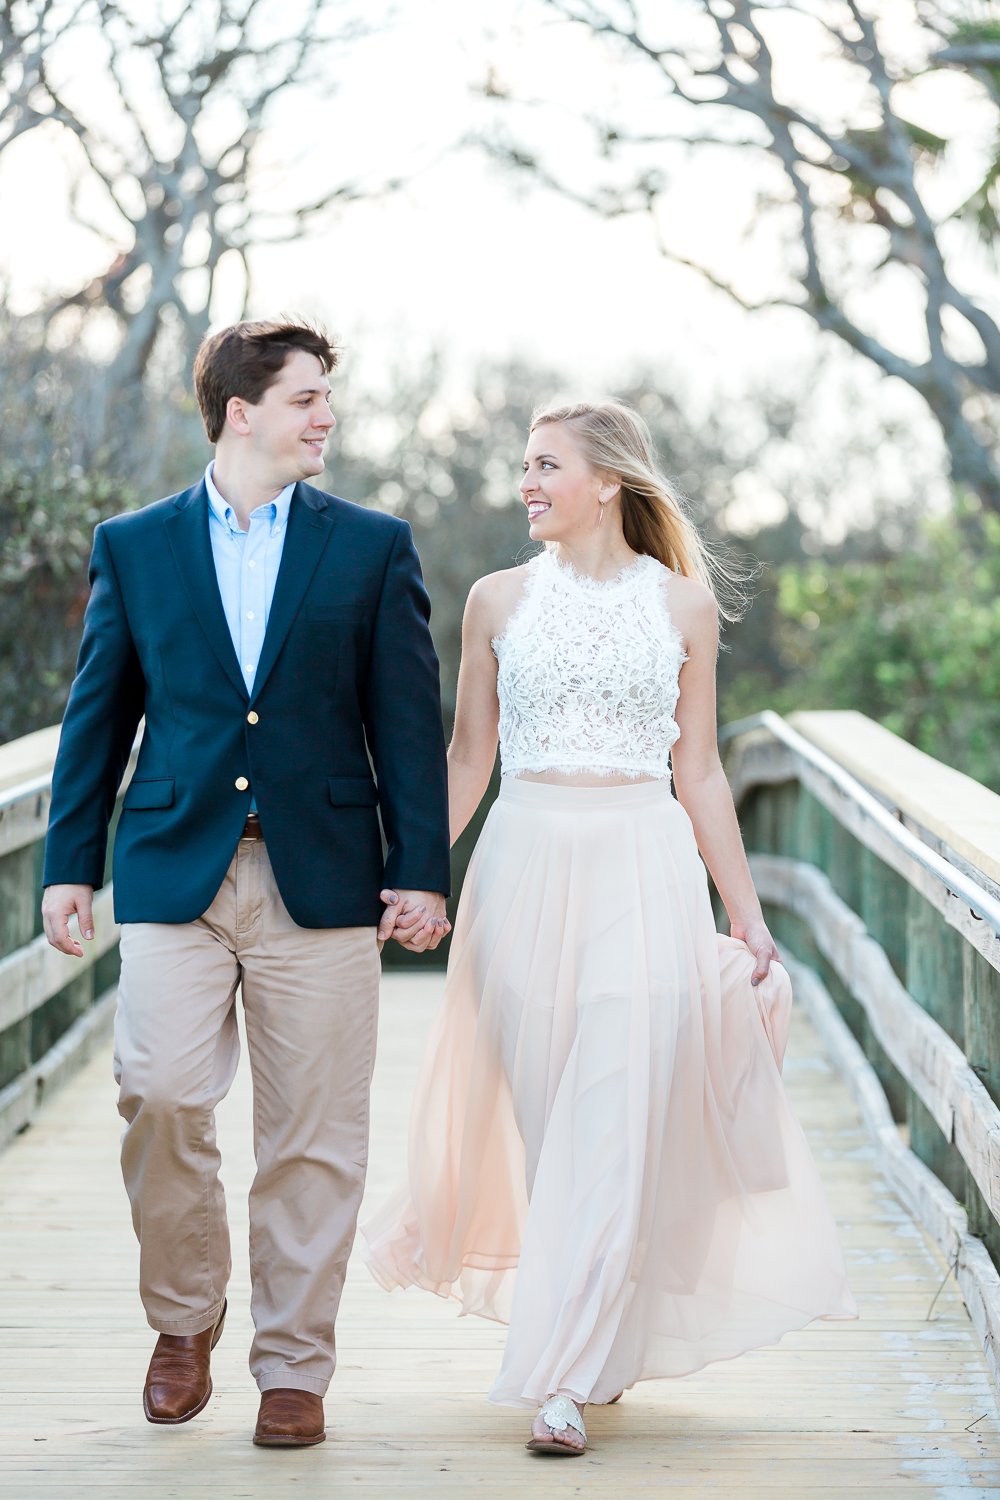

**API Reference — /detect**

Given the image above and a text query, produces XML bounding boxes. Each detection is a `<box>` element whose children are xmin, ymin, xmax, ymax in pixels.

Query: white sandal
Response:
<box><xmin>525</xmin><ymin>1394</ymin><xmax>587</xmax><ymax>1456</ymax></box>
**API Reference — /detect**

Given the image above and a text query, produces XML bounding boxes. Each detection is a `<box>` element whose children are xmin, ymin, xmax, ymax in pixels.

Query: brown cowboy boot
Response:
<box><xmin>253</xmin><ymin>1388</ymin><xmax>326</xmax><ymax>1447</ymax></box>
<box><xmin>143</xmin><ymin>1300</ymin><xmax>227</xmax><ymax>1424</ymax></box>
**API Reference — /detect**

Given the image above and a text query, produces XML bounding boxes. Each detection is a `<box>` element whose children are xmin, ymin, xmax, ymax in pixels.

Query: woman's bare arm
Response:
<box><xmin>669</xmin><ymin>579</ymin><xmax>779</xmax><ymax>982</ymax></box>
<box><xmin>447</xmin><ymin>574</ymin><xmax>511</xmax><ymax>845</ymax></box>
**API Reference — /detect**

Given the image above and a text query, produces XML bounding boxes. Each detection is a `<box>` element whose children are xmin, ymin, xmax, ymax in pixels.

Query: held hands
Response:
<box><xmin>730</xmin><ymin>916</ymin><xmax>781</xmax><ymax>987</ymax></box>
<box><xmin>378</xmin><ymin>889</ymin><xmax>451</xmax><ymax>953</ymax></box>
<box><xmin>42</xmin><ymin>884</ymin><xmax>96</xmax><ymax>958</ymax></box>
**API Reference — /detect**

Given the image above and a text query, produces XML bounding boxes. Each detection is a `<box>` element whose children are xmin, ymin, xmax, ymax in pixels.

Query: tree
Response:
<box><xmin>0</xmin><ymin>0</ymin><xmax>375</xmax><ymax>448</ymax></box>
<box><xmin>0</xmin><ymin>325</ymin><xmax>947</xmax><ymax>961</ymax></box>
<box><xmin>0</xmin><ymin>308</ymin><xmax>205</xmax><ymax>743</ymax></box>
<box><xmin>329</xmin><ymin>349</ymin><xmax>939</xmax><ymax>727</ymax></box>
<box><xmin>330</xmin><ymin>358</ymin><xmax>544</xmax><ymax>725</ymax></box>
<box><xmin>767</xmin><ymin>499</ymin><xmax>1000</xmax><ymax>792</ymax></box>
<box><xmin>483</xmin><ymin>0</ymin><xmax>1000</xmax><ymax>509</ymax></box>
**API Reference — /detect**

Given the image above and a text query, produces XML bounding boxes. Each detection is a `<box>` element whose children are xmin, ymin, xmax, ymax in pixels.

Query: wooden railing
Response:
<box><xmin>5</xmin><ymin>708</ymin><xmax>1000</xmax><ymax>1391</ymax></box>
<box><xmin>0</xmin><ymin>727</ymin><xmax>135</xmax><ymax>1148</ymax></box>
<box><xmin>721</xmin><ymin>708</ymin><xmax>1000</xmax><ymax>1387</ymax></box>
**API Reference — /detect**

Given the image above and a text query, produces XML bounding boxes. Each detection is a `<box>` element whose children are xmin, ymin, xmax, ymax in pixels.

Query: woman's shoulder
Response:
<box><xmin>657</xmin><ymin>568</ymin><xmax>719</xmax><ymax>652</ymax></box>
<box><xmin>466</xmin><ymin>558</ymin><xmax>540</xmax><ymax>645</ymax></box>
<box><xmin>470</xmin><ymin>558</ymin><xmax>540</xmax><ymax>608</ymax></box>
<box><xmin>660</xmin><ymin>569</ymin><xmax>717</xmax><ymax>612</ymax></box>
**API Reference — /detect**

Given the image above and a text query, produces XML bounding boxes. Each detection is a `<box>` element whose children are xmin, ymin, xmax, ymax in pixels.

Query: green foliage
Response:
<box><xmin>328</xmin><ymin>360</ymin><xmax>545</xmax><ymax>725</ymax></box>
<box><xmin>900</xmin><ymin>120</ymin><xmax>948</xmax><ymax>157</ymax></box>
<box><xmin>4</xmin><ymin>328</ymin><xmax>993</xmax><ymax>972</ymax></box>
<box><xmin>942</xmin><ymin>16</ymin><xmax>1000</xmax><ymax>248</ymax></box>
<box><xmin>950</xmin><ymin>19</ymin><xmax>1000</xmax><ymax>47</ymax></box>
<box><xmin>0</xmin><ymin>315</ymin><xmax>201</xmax><ymax>740</ymax></box>
<box><xmin>952</xmin><ymin>147</ymin><xmax>1000</xmax><ymax>252</ymax></box>
<box><xmin>0</xmin><ymin>462</ymin><xmax>128</xmax><ymax>584</ymax></box>
<box><xmin>0</xmin><ymin>460</ymin><xmax>138</xmax><ymax>741</ymax></box>
<box><xmin>763</xmin><ymin>503</ymin><xmax>1000</xmax><ymax>792</ymax></box>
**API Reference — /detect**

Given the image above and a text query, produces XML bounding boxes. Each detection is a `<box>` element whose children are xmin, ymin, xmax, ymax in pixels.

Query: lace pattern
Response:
<box><xmin>493</xmin><ymin>550</ymin><xmax>688</xmax><ymax>780</ymax></box>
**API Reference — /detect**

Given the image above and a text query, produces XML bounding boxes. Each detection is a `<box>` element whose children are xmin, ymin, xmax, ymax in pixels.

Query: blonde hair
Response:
<box><xmin>530</xmin><ymin>398</ymin><xmax>751</xmax><ymax>623</ymax></box>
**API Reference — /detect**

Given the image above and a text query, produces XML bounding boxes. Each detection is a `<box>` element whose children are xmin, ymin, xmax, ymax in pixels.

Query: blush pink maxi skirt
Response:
<box><xmin>361</xmin><ymin>778</ymin><xmax>856</xmax><ymax>1408</ymax></box>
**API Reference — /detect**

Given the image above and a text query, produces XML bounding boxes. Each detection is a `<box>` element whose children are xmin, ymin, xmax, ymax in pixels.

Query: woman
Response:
<box><xmin>363</xmin><ymin>400</ymin><xmax>856</xmax><ymax>1456</ymax></box>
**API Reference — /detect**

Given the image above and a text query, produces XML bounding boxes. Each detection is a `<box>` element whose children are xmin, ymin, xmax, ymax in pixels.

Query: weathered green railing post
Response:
<box><xmin>905</xmin><ymin>892</ymin><xmax>967</xmax><ymax>1198</ymax></box>
<box><xmin>721</xmin><ymin>707</ymin><xmax>1000</xmax><ymax>1393</ymax></box>
<box><xmin>0</xmin><ymin>727</ymin><xmax>133</xmax><ymax>1149</ymax></box>
<box><xmin>858</xmin><ymin>846</ymin><xmax>908</xmax><ymax>1121</ymax></box>
<box><xmin>0</xmin><ymin>837</ymin><xmax>37</xmax><ymax>1099</ymax></box>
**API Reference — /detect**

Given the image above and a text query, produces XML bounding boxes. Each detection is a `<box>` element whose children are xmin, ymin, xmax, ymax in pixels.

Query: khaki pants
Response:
<box><xmin>113</xmin><ymin>835</ymin><xmax>381</xmax><ymax>1395</ymax></box>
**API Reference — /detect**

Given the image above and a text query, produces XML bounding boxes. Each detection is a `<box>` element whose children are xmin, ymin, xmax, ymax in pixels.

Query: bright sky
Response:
<box><xmin>4</xmin><ymin>0</ymin><xmax>779</xmax><ymax>379</ymax></box>
<box><xmin>2</xmin><ymin>0</ymin><xmax>987</xmax><ymax>524</ymax></box>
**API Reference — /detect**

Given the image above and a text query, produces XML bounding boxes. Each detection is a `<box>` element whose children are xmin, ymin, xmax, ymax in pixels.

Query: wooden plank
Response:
<box><xmin>0</xmin><ymin>974</ymin><xmax>998</xmax><ymax>1496</ymax></box>
<box><xmin>783</xmin><ymin>955</ymin><xmax>1000</xmax><ymax>1396</ymax></box>
<box><xmin>790</xmin><ymin>709</ymin><xmax>1000</xmax><ymax>891</ymax></box>
<box><xmin>0</xmin><ymin>725</ymin><xmax>61</xmax><ymax>794</ymax></box>
<box><xmin>0</xmin><ymin>735</ymin><xmax>139</xmax><ymax>858</ymax></box>
<box><xmin>0</xmin><ymin>887</ymin><xmax>118</xmax><ymax>1032</ymax></box>
<box><xmin>906</xmin><ymin>887</ymin><xmax>968</xmax><ymax>1198</ymax></box>
<box><xmin>0</xmin><ymin>788</ymin><xmax>51</xmax><ymax>864</ymax></box>
<box><xmin>724</xmin><ymin>720</ymin><xmax>1000</xmax><ymax>972</ymax></box>
<box><xmin>751</xmin><ymin>853</ymin><xmax>1000</xmax><ymax>1228</ymax></box>
<box><xmin>0</xmin><ymin>984</ymin><xmax>117</xmax><ymax>1148</ymax></box>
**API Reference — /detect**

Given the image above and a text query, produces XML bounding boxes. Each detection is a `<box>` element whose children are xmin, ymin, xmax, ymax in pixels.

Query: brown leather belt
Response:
<box><xmin>241</xmin><ymin>813</ymin><xmax>263</xmax><ymax>841</ymax></box>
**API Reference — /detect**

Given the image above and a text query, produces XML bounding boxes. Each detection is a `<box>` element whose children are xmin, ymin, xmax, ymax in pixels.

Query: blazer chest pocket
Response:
<box><xmin>123</xmin><ymin>777</ymin><xmax>175</xmax><ymax>810</ymax></box>
<box><xmin>327</xmin><ymin>776</ymin><xmax>378</xmax><ymax>807</ymax></box>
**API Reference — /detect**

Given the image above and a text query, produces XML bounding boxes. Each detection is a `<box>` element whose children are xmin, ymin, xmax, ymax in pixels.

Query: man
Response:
<box><xmin>41</xmin><ymin>320</ymin><xmax>451</xmax><ymax>1447</ymax></box>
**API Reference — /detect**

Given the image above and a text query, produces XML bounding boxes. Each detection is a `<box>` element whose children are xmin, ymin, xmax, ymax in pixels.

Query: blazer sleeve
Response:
<box><xmin>363</xmin><ymin>520</ymin><xmax>452</xmax><ymax>896</ymax></box>
<box><xmin>42</xmin><ymin>523</ymin><xmax>146</xmax><ymax>889</ymax></box>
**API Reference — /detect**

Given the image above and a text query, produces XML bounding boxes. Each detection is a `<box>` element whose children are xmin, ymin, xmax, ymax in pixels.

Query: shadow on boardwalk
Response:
<box><xmin>1</xmin><ymin>972</ymin><xmax>999</xmax><ymax>1498</ymax></box>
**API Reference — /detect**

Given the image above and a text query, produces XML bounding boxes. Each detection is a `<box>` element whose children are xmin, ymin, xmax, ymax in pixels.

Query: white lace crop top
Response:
<box><xmin>492</xmin><ymin>549</ymin><xmax>688</xmax><ymax>780</ymax></box>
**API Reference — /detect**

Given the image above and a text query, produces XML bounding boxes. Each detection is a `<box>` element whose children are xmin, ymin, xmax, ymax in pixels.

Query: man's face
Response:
<box><xmin>235</xmin><ymin>349</ymin><xmax>336</xmax><ymax>482</ymax></box>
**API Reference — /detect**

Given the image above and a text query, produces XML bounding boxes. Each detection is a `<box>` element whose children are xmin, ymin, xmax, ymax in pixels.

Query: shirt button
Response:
<box><xmin>235</xmin><ymin>776</ymin><xmax>249</xmax><ymax>791</ymax></box>
<box><xmin>244</xmin><ymin>663</ymin><xmax>254</xmax><ymax>674</ymax></box>
<box><xmin>248</xmin><ymin>560</ymin><xmax>257</xmax><ymax>569</ymax></box>
<box><xmin>247</xmin><ymin>711</ymin><xmax>259</xmax><ymax>725</ymax></box>
<box><xmin>246</xmin><ymin>611</ymin><xmax>255</xmax><ymax>621</ymax></box>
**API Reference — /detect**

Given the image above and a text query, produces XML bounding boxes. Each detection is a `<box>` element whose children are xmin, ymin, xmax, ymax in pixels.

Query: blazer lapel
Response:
<box><xmin>249</xmin><ymin>484</ymin><xmax>337</xmax><ymax>705</ymax></box>
<box><xmin>164</xmin><ymin>481</ymin><xmax>248</xmax><ymax>700</ymax></box>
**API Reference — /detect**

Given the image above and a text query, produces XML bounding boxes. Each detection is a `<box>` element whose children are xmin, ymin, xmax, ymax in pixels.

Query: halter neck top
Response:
<box><xmin>492</xmin><ymin>549</ymin><xmax>688</xmax><ymax>780</ymax></box>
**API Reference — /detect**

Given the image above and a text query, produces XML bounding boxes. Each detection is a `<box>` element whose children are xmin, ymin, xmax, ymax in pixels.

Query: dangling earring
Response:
<box><xmin>598</xmin><ymin>501</ymin><xmax>606</xmax><ymax>527</ymax></box>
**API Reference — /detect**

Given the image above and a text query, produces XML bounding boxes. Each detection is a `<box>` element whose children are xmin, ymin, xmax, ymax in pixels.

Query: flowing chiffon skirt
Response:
<box><xmin>361</xmin><ymin>778</ymin><xmax>856</xmax><ymax>1408</ymax></box>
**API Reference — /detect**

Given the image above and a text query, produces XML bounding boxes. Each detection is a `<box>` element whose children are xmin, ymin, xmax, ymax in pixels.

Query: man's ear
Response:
<box><xmin>225</xmin><ymin>395</ymin><xmax>252</xmax><ymax>436</ymax></box>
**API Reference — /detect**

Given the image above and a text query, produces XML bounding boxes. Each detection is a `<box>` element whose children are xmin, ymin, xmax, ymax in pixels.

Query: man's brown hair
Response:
<box><xmin>193</xmin><ymin>319</ymin><xmax>339</xmax><ymax>443</ymax></box>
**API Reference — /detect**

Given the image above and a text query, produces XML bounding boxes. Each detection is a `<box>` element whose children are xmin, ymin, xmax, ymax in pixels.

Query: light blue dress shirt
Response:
<box><xmin>204</xmin><ymin>462</ymin><xmax>294</xmax><ymax>694</ymax></box>
<box><xmin>205</xmin><ymin>463</ymin><xmax>294</xmax><ymax>810</ymax></box>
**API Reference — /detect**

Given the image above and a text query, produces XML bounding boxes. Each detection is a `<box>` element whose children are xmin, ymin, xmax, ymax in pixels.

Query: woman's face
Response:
<box><xmin>520</xmin><ymin>422</ymin><xmax>608</xmax><ymax>542</ymax></box>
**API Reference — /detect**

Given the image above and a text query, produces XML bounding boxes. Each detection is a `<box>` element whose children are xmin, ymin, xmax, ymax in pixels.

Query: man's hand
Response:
<box><xmin>378</xmin><ymin>889</ymin><xmax>451</xmax><ymax>953</ymax></box>
<box><xmin>42</xmin><ymin>884</ymin><xmax>96</xmax><ymax>958</ymax></box>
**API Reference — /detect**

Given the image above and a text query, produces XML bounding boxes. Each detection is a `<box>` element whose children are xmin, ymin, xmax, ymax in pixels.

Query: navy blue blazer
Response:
<box><xmin>43</xmin><ymin>479</ymin><xmax>452</xmax><ymax>927</ymax></box>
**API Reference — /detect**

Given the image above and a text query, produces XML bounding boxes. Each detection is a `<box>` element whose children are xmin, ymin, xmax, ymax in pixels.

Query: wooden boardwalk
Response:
<box><xmin>2</xmin><ymin>973</ymin><xmax>1000</xmax><ymax>1498</ymax></box>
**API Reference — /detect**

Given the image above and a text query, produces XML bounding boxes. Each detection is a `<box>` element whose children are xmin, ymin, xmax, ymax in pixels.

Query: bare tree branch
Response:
<box><xmin>0</xmin><ymin>0</ymin><xmax>376</xmax><ymax>450</ymax></box>
<box><xmin>493</xmin><ymin>0</ymin><xmax>1000</xmax><ymax>509</ymax></box>
<box><xmin>934</xmin><ymin>42</ymin><xmax>1000</xmax><ymax>68</ymax></box>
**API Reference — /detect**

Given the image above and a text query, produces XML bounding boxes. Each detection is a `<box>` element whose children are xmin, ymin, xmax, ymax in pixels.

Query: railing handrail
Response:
<box><xmin>3</xmin><ymin>713</ymin><xmax>997</xmax><ymax>931</ymax></box>
<box><xmin>0</xmin><ymin>770</ymin><xmax>54</xmax><ymax>812</ymax></box>
<box><xmin>719</xmin><ymin>710</ymin><xmax>1000</xmax><ymax>1396</ymax></box>
<box><xmin>720</xmin><ymin>709</ymin><xmax>1000</xmax><ymax>942</ymax></box>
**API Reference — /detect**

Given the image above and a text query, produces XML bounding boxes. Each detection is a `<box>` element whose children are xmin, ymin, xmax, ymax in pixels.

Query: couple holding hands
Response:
<box><xmin>41</xmin><ymin>319</ymin><xmax>854</xmax><ymax>1457</ymax></box>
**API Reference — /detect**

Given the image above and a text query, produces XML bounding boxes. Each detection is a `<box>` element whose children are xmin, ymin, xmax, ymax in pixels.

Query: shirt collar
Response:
<box><xmin>204</xmin><ymin>463</ymin><xmax>295</xmax><ymax>535</ymax></box>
